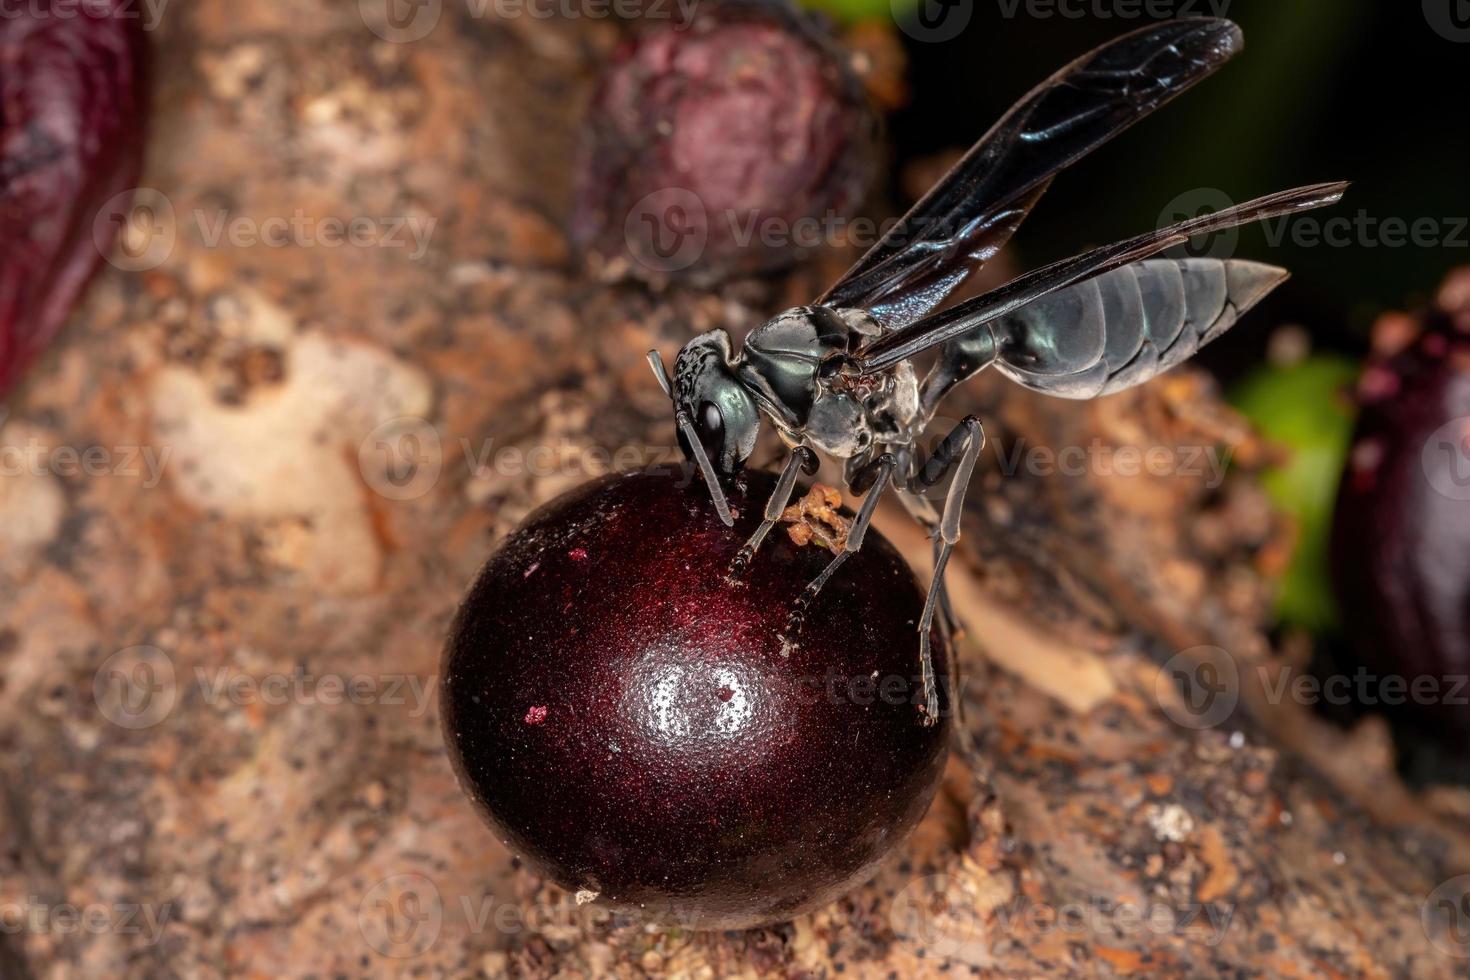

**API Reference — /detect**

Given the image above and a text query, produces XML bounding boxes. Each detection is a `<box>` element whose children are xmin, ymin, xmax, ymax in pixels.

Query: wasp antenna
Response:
<box><xmin>646</xmin><ymin>350</ymin><xmax>674</xmax><ymax>398</ymax></box>
<box><xmin>677</xmin><ymin>411</ymin><xmax>734</xmax><ymax>527</ymax></box>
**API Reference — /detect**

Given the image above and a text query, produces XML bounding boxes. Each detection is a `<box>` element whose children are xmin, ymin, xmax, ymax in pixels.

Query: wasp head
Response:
<box><xmin>647</xmin><ymin>330</ymin><xmax>760</xmax><ymax>526</ymax></box>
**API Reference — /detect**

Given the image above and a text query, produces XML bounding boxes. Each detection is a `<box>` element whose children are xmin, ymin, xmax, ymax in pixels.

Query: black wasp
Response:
<box><xmin>645</xmin><ymin>18</ymin><xmax>1347</xmax><ymax>724</ymax></box>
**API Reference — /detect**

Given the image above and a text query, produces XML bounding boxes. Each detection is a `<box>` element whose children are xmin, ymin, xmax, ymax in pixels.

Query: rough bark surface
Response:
<box><xmin>1</xmin><ymin>4</ymin><xmax>1467</xmax><ymax>977</ymax></box>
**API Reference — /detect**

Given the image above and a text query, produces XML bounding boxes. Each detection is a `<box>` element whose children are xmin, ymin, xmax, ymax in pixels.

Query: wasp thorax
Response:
<box><xmin>805</xmin><ymin>394</ymin><xmax>874</xmax><ymax>458</ymax></box>
<box><xmin>812</xmin><ymin>360</ymin><xmax>922</xmax><ymax>456</ymax></box>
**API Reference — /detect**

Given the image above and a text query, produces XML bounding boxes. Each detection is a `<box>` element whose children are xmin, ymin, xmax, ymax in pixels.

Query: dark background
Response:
<box><xmin>887</xmin><ymin>0</ymin><xmax>1466</xmax><ymax>382</ymax></box>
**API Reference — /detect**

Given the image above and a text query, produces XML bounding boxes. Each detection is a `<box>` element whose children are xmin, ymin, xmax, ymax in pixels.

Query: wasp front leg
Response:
<box><xmin>728</xmin><ymin>446</ymin><xmax>819</xmax><ymax>580</ymax></box>
<box><xmin>781</xmin><ymin>452</ymin><xmax>896</xmax><ymax>652</ymax></box>
<box><xmin>913</xmin><ymin>416</ymin><xmax>985</xmax><ymax>726</ymax></box>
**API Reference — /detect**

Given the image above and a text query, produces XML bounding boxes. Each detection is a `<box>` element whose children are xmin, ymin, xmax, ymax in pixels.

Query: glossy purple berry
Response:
<box><xmin>441</xmin><ymin>467</ymin><xmax>950</xmax><ymax>929</ymax></box>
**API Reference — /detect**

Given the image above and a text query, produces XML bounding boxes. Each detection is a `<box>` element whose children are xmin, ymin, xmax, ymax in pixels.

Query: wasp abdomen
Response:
<box><xmin>991</xmin><ymin>257</ymin><xmax>1289</xmax><ymax>399</ymax></box>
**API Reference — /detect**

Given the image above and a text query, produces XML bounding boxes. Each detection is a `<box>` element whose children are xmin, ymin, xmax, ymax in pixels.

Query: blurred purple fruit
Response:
<box><xmin>1331</xmin><ymin>290</ymin><xmax>1470</xmax><ymax>737</ymax></box>
<box><xmin>0</xmin><ymin>1</ymin><xmax>147</xmax><ymax>401</ymax></box>
<box><xmin>571</xmin><ymin>0</ymin><xmax>877</xmax><ymax>286</ymax></box>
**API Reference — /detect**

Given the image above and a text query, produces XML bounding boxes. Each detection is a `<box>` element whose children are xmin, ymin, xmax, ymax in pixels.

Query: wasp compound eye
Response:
<box><xmin>698</xmin><ymin>402</ymin><xmax>725</xmax><ymax>447</ymax></box>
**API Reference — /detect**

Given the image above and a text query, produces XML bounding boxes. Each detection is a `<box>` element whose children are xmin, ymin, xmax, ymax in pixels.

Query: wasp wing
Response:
<box><xmin>856</xmin><ymin>181</ymin><xmax>1349</xmax><ymax>374</ymax></box>
<box><xmin>817</xmin><ymin>17</ymin><xmax>1244</xmax><ymax>328</ymax></box>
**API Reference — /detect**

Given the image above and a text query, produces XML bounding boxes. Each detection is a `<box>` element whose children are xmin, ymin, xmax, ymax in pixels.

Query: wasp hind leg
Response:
<box><xmin>780</xmin><ymin>453</ymin><xmax>897</xmax><ymax>653</ymax></box>
<box><xmin>896</xmin><ymin>484</ymin><xmax>963</xmax><ymax>642</ymax></box>
<box><xmin>728</xmin><ymin>447</ymin><xmax>819</xmax><ymax>580</ymax></box>
<box><xmin>930</xmin><ymin>535</ymin><xmax>963</xmax><ymax>641</ymax></box>
<box><xmin>914</xmin><ymin>416</ymin><xmax>985</xmax><ymax>726</ymax></box>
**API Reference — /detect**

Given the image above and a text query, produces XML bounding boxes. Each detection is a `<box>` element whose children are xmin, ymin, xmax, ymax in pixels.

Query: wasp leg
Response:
<box><xmin>891</xmin><ymin>484</ymin><xmax>962</xmax><ymax>640</ymax></box>
<box><xmin>729</xmin><ymin>447</ymin><xmax>818</xmax><ymax>580</ymax></box>
<box><xmin>915</xmin><ymin>416</ymin><xmax>985</xmax><ymax>726</ymax></box>
<box><xmin>931</xmin><ymin>535</ymin><xmax>963</xmax><ymax>640</ymax></box>
<box><xmin>781</xmin><ymin>453</ymin><xmax>896</xmax><ymax>651</ymax></box>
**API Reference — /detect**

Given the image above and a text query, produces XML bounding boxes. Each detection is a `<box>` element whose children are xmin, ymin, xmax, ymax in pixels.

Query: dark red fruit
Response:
<box><xmin>1</xmin><ymin>1</ymin><xmax>147</xmax><ymax>400</ymax></box>
<box><xmin>441</xmin><ymin>467</ymin><xmax>950</xmax><ymax>929</ymax></box>
<box><xmin>570</xmin><ymin>0</ymin><xmax>877</xmax><ymax>286</ymax></box>
<box><xmin>1331</xmin><ymin>296</ymin><xmax>1470</xmax><ymax>737</ymax></box>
